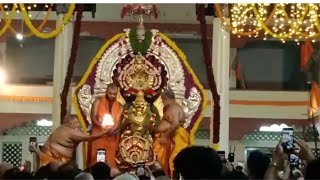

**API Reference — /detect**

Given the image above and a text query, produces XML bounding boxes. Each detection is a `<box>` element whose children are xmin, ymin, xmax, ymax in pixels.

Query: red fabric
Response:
<box><xmin>300</xmin><ymin>40</ymin><xmax>314</xmax><ymax>70</ymax></box>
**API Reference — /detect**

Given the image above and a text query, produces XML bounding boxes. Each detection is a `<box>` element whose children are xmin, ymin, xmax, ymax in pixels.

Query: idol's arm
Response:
<box><xmin>91</xmin><ymin>99</ymin><xmax>102</xmax><ymax>128</ymax></box>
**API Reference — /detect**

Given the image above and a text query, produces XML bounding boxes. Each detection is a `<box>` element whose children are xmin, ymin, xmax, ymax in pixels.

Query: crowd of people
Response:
<box><xmin>1</xmin><ymin>140</ymin><xmax>320</xmax><ymax>179</ymax></box>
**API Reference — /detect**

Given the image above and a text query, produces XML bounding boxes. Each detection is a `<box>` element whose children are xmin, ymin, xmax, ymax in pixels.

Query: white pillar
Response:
<box><xmin>52</xmin><ymin>14</ymin><xmax>74</xmax><ymax>130</ymax></box>
<box><xmin>212</xmin><ymin>18</ymin><xmax>230</xmax><ymax>153</ymax></box>
<box><xmin>76</xmin><ymin>142</ymin><xmax>84</xmax><ymax>169</ymax></box>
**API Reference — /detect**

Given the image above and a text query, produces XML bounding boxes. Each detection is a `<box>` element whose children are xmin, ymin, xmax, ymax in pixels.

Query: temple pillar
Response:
<box><xmin>212</xmin><ymin>18</ymin><xmax>230</xmax><ymax>153</ymax></box>
<box><xmin>52</xmin><ymin>12</ymin><xmax>74</xmax><ymax>130</ymax></box>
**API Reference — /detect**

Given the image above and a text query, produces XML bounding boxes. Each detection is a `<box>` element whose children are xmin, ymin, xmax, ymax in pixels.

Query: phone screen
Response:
<box><xmin>29</xmin><ymin>137</ymin><xmax>37</xmax><ymax>152</ymax></box>
<box><xmin>136</xmin><ymin>163</ymin><xmax>145</xmax><ymax>176</ymax></box>
<box><xmin>96</xmin><ymin>149</ymin><xmax>106</xmax><ymax>162</ymax></box>
<box><xmin>290</xmin><ymin>154</ymin><xmax>300</xmax><ymax>169</ymax></box>
<box><xmin>281</xmin><ymin>128</ymin><xmax>294</xmax><ymax>152</ymax></box>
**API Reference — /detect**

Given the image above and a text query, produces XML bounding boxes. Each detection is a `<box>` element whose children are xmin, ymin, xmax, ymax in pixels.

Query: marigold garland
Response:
<box><xmin>0</xmin><ymin>4</ymin><xmax>52</xmax><ymax>38</ymax></box>
<box><xmin>19</xmin><ymin>3</ymin><xmax>75</xmax><ymax>39</ymax></box>
<box><xmin>0</xmin><ymin>5</ymin><xmax>16</xmax><ymax>37</ymax></box>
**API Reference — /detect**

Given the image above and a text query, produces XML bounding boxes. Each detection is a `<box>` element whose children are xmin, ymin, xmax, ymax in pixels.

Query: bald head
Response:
<box><xmin>62</xmin><ymin>115</ymin><xmax>80</xmax><ymax>129</ymax></box>
<box><xmin>106</xmin><ymin>83</ymin><xmax>118</xmax><ymax>101</ymax></box>
<box><xmin>161</xmin><ymin>89</ymin><xmax>175</xmax><ymax>100</ymax></box>
<box><xmin>161</xmin><ymin>89</ymin><xmax>176</xmax><ymax>106</ymax></box>
<box><xmin>107</xmin><ymin>83</ymin><xmax>118</xmax><ymax>91</ymax></box>
<box><xmin>74</xmin><ymin>172</ymin><xmax>94</xmax><ymax>180</ymax></box>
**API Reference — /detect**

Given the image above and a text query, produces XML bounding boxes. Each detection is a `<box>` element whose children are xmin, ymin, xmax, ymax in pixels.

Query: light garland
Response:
<box><xmin>0</xmin><ymin>3</ymin><xmax>75</xmax><ymax>39</ymax></box>
<box><xmin>215</xmin><ymin>3</ymin><xmax>320</xmax><ymax>42</ymax></box>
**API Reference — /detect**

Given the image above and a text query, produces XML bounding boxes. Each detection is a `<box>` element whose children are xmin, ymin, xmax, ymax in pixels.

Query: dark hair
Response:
<box><xmin>3</xmin><ymin>168</ymin><xmax>33</xmax><ymax>179</ymax></box>
<box><xmin>223</xmin><ymin>170</ymin><xmax>249</xmax><ymax>179</ymax></box>
<box><xmin>247</xmin><ymin>150</ymin><xmax>270</xmax><ymax>179</ymax></box>
<box><xmin>174</xmin><ymin>146</ymin><xmax>223</xmax><ymax>179</ymax></box>
<box><xmin>90</xmin><ymin>162</ymin><xmax>111</xmax><ymax>180</ymax></box>
<box><xmin>57</xmin><ymin>162</ymin><xmax>81</xmax><ymax>179</ymax></box>
<box><xmin>305</xmin><ymin>158</ymin><xmax>320</xmax><ymax>180</ymax></box>
<box><xmin>152</xmin><ymin>169</ymin><xmax>166</xmax><ymax>178</ymax></box>
<box><xmin>161</xmin><ymin>89</ymin><xmax>175</xmax><ymax>100</ymax></box>
<box><xmin>107</xmin><ymin>83</ymin><xmax>118</xmax><ymax>90</ymax></box>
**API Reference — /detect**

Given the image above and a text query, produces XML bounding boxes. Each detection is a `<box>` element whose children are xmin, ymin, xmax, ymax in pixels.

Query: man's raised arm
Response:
<box><xmin>71</xmin><ymin>128</ymin><xmax>110</xmax><ymax>142</ymax></box>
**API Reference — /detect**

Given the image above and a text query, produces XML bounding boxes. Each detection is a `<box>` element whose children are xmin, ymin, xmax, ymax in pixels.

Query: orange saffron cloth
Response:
<box><xmin>153</xmin><ymin>127</ymin><xmax>190</xmax><ymax>177</ymax></box>
<box><xmin>87</xmin><ymin>97</ymin><xmax>121</xmax><ymax>168</ymax></box>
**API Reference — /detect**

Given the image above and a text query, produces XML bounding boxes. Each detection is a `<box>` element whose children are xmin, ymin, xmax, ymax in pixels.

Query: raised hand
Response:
<box><xmin>293</xmin><ymin>139</ymin><xmax>315</xmax><ymax>162</ymax></box>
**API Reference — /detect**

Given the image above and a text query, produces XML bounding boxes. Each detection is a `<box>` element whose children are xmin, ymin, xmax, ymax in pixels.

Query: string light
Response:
<box><xmin>216</xmin><ymin>3</ymin><xmax>320</xmax><ymax>41</ymax></box>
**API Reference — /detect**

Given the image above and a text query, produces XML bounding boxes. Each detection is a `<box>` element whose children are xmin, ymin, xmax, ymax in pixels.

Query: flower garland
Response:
<box><xmin>0</xmin><ymin>4</ymin><xmax>52</xmax><ymax>38</ymax></box>
<box><xmin>129</xmin><ymin>28</ymin><xmax>152</xmax><ymax>55</ymax></box>
<box><xmin>0</xmin><ymin>5</ymin><xmax>16</xmax><ymax>37</ymax></box>
<box><xmin>19</xmin><ymin>3</ymin><xmax>75</xmax><ymax>39</ymax></box>
<box><xmin>60</xmin><ymin>4</ymin><xmax>84</xmax><ymax>121</ymax></box>
<box><xmin>196</xmin><ymin>4</ymin><xmax>221</xmax><ymax>147</ymax></box>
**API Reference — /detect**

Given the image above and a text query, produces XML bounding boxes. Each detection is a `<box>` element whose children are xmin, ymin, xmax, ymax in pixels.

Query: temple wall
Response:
<box><xmin>0</xmin><ymin>85</ymin><xmax>309</xmax><ymax>119</ymax></box>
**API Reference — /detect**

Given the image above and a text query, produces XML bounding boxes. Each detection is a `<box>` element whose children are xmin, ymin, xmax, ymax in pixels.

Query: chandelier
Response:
<box><xmin>215</xmin><ymin>4</ymin><xmax>320</xmax><ymax>43</ymax></box>
<box><xmin>121</xmin><ymin>4</ymin><xmax>158</xmax><ymax>21</ymax></box>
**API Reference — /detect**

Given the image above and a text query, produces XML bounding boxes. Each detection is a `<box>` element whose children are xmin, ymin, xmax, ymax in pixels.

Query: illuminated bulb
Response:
<box><xmin>102</xmin><ymin>114</ymin><xmax>114</xmax><ymax>127</ymax></box>
<box><xmin>4</xmin><ymin>5</ymin><xmax>8</xmax><ymax>8</ymax></box>
<box><xmin>312</xmin><ymin>39</ymin><xmax>316</xmax><ymax>43</ymax></box>
<box><xmin>33</xmin><ymin>4</ymin><xmax>37</xmax><ymax>7</ymax></box>
<box><xmin>5</xmin><ymin>12</ymin><xmax>8</xmax><ymax>15</ymax></box>
<box><xmin>263</xmin><ymin>37</ymin><xmax>267</xmax><ymax>40</ymax></box>
<box><xmin>29</xmin><ymin>14</ymin><xmax>32</xmax><ymax>17</ymax></box>
<box><xmin>45</xmin><ymin>4</ymin><xmax>49</xmax><ymax>8</ymax></box>
<box><xmin>27</xmin><ymin>6</ymin><xmax>31</xmax><ymax>10</ymax></box>
<box><xmin>16</xmin><ymin>33</ymin><xmax>23</xmax><ymax>40</ymax></box>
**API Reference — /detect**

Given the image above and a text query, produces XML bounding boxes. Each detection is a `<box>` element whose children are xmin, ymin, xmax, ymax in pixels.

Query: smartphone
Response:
<box><xmin>29</xmin><ymin>137</ymin><xmax>37</xmax><ymax>152</ymax></box>
<box><xmin>217</xmin><ymin>151</ymin><xmax>226</xmax><ymax>163</ymax></box>
<box><xmin>96</xmin><ymin>149</ymin><xmax>106</xmax><ymax>162</ymax></box>
<box><xmin>136</xmin><ymin>163</ymin><xmax>145</xmax><ymax>177</ymax></box>
<box><xmin>228</xmin><ymin>153</ymin><xmax>235</xmax><ymax>163</ymax></box>
<box><xmin>289</xmin><ymin>154</ymin><xmax>300</xmax><ymax>169</ymax></box>
<box><xmin>281</xmin><ymin>128</ymin><xmax>294</xmax><ymax>153</ymax></box>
